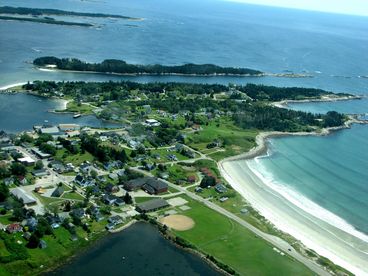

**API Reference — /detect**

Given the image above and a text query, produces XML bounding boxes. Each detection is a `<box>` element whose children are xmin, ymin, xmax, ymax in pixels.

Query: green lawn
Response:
<box><xmin>174</xmin><ymin>196</ymin><xmax>312</xmax><ymax>276</ymax></box>
<box><xmin>0</xmin><ymin>214</ymin><xmax>13</xmax><ymax>225</ymax></box>
<box><xmin>134</xmin><ymin>197</ymin><xmax>155</xmax><ymax>203</ymax></box>
<box><xmin>55</xmin><ymin>149</ymin><xmax>94</xmax><ymax>166</ymax></box>
<box><xmin>61</xmin><ymin>101</ymin><xmax>95</xmax><ymax>114</ymax></box>
<box><xmin>61</xmin><ymin>191</ymin><xmax>84</xmax><ymax>201</ymax></box>
<box><xmin>0</xmin><ymin>220</ymin><xmax>109</xmax><ymax>276</ymax></box>
<box><xmin>32</xmin><ymin>192</ymin><xmax>64</xmax><ymax>206</ymax></box>
<box><xmin>186</xmin><ymin>118</ymin><xmax>258</xmax><ymax>160</ymax></box>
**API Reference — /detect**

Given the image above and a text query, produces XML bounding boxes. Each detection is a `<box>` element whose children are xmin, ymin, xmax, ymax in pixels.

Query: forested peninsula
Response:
<box><xmin>0</xmin><ymin>16</ymin><xmax>93</xmax><ymax>27</ymax></box>
<box><xmin>33</xmin><ymin>56</ymin><xmax>264</xmax><ymax>76</ymax></box>
<box><xmin>0</xmin><ymin>6</ymin><xmax>140</xmax><ymax>20</ymax></box>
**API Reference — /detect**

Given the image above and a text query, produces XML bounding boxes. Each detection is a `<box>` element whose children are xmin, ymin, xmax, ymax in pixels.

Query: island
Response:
<box><xmin>33</xmin><ymin>56</ymin><xmax>264</xmax><ymax>76</ymax></box>
<box><xmin>1</xmin><ymin>80</ymin><xmax>364</xmax><ymax>276</ymax></box>
<box><xmin>0</xmin><ymin>6</ymin><xmax>141</xmax><ymax>20</ymax></box>
<box><xmin>0</xmin><ymin>6</ymin><xmax>141</xmax><ymax>27</ymax></box>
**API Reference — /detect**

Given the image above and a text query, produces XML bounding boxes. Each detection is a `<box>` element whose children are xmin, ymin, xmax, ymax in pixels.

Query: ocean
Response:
<box><xmin>0</xmin><ymin>0</ymin><xmax>367</xmax><ymax>269</ymax></box>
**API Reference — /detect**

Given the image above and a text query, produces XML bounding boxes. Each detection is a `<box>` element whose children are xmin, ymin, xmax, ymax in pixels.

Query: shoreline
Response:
<box><xmin>272</xmin><ymin>95</ymin><xmax>363</xmax><ymax>108</ymax></box>
<box><xmin>0</xmin><ymin>82</ymin><xmax>70</xmax><ymax>110</ymax></box>
<box><xmin>35</xmin><ymin>66</ymin><xmax>316</xmax><ymax>78</ymax></box>
<box><xmin>218</xmin><ymin>121</ymin><xmax>368</xmax><ymax>275</ymax></box>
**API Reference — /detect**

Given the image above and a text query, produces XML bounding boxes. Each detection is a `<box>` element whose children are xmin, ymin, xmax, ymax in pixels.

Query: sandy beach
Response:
<box><xmin>219</xmin><ymin>131</ymin><xmax>368</xmax><ymax>275</ymax></box>
<box><xmin>0</xmin><ymin>82</ymin><xmax>27</xmax><ymax>91</ymax></box>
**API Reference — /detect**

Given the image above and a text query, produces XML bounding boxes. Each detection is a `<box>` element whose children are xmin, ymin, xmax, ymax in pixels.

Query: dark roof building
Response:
<box><xmin>51</xmin><ymin>186</ymin><xmax>64</xmax><ymax>198</ymax></box>
<box><xmin>215</xmin><ymin>184</ymin><xmax>227</xmax><ymax>194</ymax></box>
<box><xmin>142</xmin><ymin>178</ymin><xmax>168</xmax><ymax>195</ymax></box>
<box><xmin>124</xmin><ymin>177</ymin><xmax>149</xmax><ymax>191</ymax></box>
<box><xmin>136</xmin><ymin>198</ymin><xmax>169</xmax><ymax>213</ymax></box>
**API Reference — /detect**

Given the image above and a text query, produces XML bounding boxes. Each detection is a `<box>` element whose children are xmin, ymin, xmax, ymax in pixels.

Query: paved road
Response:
<box><xmin>132</xmin><ymin>167</ymin><xmax>329</xmax><ymax>276</ymax></box>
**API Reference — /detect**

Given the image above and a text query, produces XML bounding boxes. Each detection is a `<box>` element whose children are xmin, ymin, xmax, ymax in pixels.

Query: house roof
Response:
<box><xmin>52</xmin><ymin>186</ymin><xmax>64</xmax><ymax>197</ymax></box>
<box><xmin>145</xmin><ymin>178</ymin><xmax>168</xmax><ymax>191</ymax></box>
<box><xmin>11</xmin><ymin>188</ymin><xmax>37</xmax><ymax>204</ymax></box>
<box><xmin>136</xmin><ymin>198</ymin><xmax>169</xmax><ymax>212</ymax></box>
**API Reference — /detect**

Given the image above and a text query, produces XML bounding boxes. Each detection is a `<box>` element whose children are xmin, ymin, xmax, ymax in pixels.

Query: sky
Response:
<box><xmin>226</xmin><ymin>0</ymin><xmax>368</xmax><ymax>16</ymax></box>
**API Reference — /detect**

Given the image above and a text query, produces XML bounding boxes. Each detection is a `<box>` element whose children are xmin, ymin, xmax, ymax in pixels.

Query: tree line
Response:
<box><xmin>33</xmin><ymin>57</ymin><xmax>263</xmax><ymax>76</ymax></box>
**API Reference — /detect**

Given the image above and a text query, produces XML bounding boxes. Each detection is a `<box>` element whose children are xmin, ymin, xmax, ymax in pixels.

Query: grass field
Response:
<box><xmin>0</xmin><ymin>214</ymin><xmax>13</xmax><ymax>225</ymax></box>
<box><xmin>55</xmin><ymin>149</ymin><xmax>94</xmax><ymax>166</ymax></box>
<box><xmin>0</xmin><ymin>218</ymin><xmax>110</xmax><ymax>276</ymax></box>
<box><xmin>62</xmin><ymin>101</ymin><xmax>95</xmax><ymax>114</ymax></box>
<box><xmin>134</xmin><ymin>197</ymin><xmax>155</xmax><ymax>203</ymax></box>
<box><xmin>61</xmin><ymin>191</ymin><xmax>84</xmax><ymax>201</ymax></box>
<box><xmin>174</xmin><ymin>196</ymin><xmax>311</xmax><ymax>276</ymax></box>
<box><xmin>186</xmin><ymin>118</ymin><xmax>258</xmax><ymax>160</ymax></box>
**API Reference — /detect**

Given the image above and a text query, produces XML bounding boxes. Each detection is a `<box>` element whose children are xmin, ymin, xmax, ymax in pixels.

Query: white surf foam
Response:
<box><xmin>247</xmin><ymin>159</ymin><xmax>368</xmax><ymax>244</ymax></box>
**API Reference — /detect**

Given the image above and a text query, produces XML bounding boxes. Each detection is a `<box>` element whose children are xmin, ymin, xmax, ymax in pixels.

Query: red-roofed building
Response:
<box><xmin>6</xmin><ymin>223</ymin><xmax>23</xmax><ymax>234</ymax></box>
<box><xmin>187</xmin><ymin>175</ymin><xmax>196</xmax><ymax>183</ymax></box>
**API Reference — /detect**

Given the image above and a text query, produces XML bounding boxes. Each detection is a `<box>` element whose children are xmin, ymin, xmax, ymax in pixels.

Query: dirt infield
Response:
<box><xmin>160</xmin><ymin>215</ymin><xmax>195</xmax><ymax>231</ymax></box>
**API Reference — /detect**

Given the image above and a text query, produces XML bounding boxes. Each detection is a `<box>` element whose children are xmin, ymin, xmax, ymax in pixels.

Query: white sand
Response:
<box><xmin>220</xmin><ymin>159</ymin><xmax>368</xmax><ymax>275</ymax></box>
<box><xmin>0</xmin><ymin>82</ymin><xmax>27</xmax><ymax>91</ymax></box>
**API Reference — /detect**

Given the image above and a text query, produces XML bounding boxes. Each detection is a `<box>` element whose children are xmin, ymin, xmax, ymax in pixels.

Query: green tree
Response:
<box><xmin>34</xmin><ymin>160</ymin><xmax>44</xmax><ymax>170</ymax></box>
<box><xmin>200</xmin><ymin>176</ymin><xmax>216</xmax><ymax>188</ymax></box>
<box><xmin>123</xmin><ymin>192</ymin><xmax>133</xmax><ymax>204</ymax></box>
<box><xmin>0</xmin><ymin>183</ymin><xmax>9</xmax><ymax>201</ymax></box>
<box><xmin>10</xmin><ymin>162</ymin><xmax>27</xmax><ymax>176</ymax></box>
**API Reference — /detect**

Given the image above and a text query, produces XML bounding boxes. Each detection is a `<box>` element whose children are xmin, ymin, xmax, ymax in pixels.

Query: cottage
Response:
<box><xmin>195</xmin><ymin>187</ymin><xmax>203</xmax><ymax>193</ymax></box>
<box><xmin>105</xmin><ymin>223</ymin><xmax>115</xmax><ymax>230</ymax></box>
<box><xmin>114</xmin><ymin>198</ymin><xmax>125</xmax><ymax>207</ymax></box>
<box><xmin>136</xmin><ymin>198</ymin><xmax>169</xmax><ymax>213</ymax></box>
<box><xmin>51</xmin><ymin>223</ymin><xmax>60</xmax><ymax>229</ymax></box>
<box><xmin>187</xmin><ymin>175</ymin><xmax>196</xmax><ymax>183</ymax></box>
<box><xmin>159</xmin><ymin>172</ymin><xmax>169</xmax><ymax>180</ymax></box>
<box><xmin>215</xmin><ymin>184</ymin><xmax>227</xmax><ymax>194</ymax></box>
<box><xmin>70</xmin><ymin>208</ymin><xmax>85</xmax><ymax>219</ymax></box>
<box><xmin>108</xmin><ymin>215</ymin><xmax>123</xmax><ymax>225</ymax></box>
<box><xmin>167</xmin><ymin>154</ymin><xmax>177</xmax><ymax>161</ymax></box>
<box><xmin>25</xmin><ymin>217</ymin><xmax>38</xmax><ymax>231</ymax></box>
<box><xmin>103</xmin><ymin>194</ymin><xmax>118</xmax><ymax>205</ymax></box>
<box><xmin>51</xmin><ymin>162</ymin><xmax>66</xmax><ymax>173</ymax></box>
<box><xmin>80</xmin><ymin>163</ymin><xmax>93</xmax><ymax>174</ymax></box>
<box><xmin>39</xmin><ymin>240</ymin><xmax>47</xmax><ymax>249</ymax></box>
<box><xmin>74</xmin><ymin>175</ymin><xmax>95</xmax><ymax>187</ymax></box>
<box><xmin>144</xmin><ymin>163</ymin><xmax>155</xmax><ymax>171</ymax></box>
<box><xmin>23</xmin><ymin>232</ymin><xmax>32</xmax><ymax>240</ymax></box>
<box><xmin>145</xmin><ymin>118</ymin><xmax>160</xmax><ymax>127</ymax></box>
<box><xmin>51</xmin><ymin>186</ymin><xmax>64</xmax><ymax>198</ymax></box>
<box><xmin>105</xmin><ymin>183</ymin><xmax>119</xmax><ymax>194</ymax></box>
<box><xmin>108</xmin><ymin>173</ymin><xmax>119</xmax><ymax>181</ymax></box>
<box><xmin>17</xmin><ymin>176</ymin><xmax>28</xmax><ymax>185</ymax></box>
<box><xmin>97</xmin><ymin>175</ymin><xmax>107</xmax><ymax>183</ymax></box>
<box><xmin>3</xmin><ymin>177</ymin><xmax>14</xmax><ymax>186</ymax></box>
<box><xmin>6</xmin><ymin>223</ymin><xmax>23</xmax><ymax>234</ymax></box>
<box><xmin>219</xmin><ymin>196</ymin><xmax>229</xmax><ymax>202</ymax></box>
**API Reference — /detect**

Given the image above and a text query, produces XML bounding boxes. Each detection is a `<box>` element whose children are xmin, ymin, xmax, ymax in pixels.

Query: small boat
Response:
<box><xmin>73</xmin><ymin>114</ymin><xmax>81</xmax><ymax>118</ymax></box>
<box><xmin>44</xmin><ymin>120</ymin><xmax>48</xmax><ymax>123</ymax></box>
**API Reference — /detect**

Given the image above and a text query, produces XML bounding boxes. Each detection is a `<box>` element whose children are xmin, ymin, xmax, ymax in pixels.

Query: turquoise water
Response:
<box><xmin>249</xmin><ymin>124</ymin><xmax>368</xmax><ymax>235</ymax></box>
